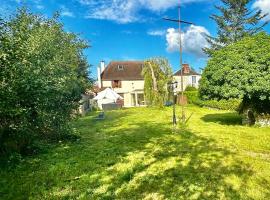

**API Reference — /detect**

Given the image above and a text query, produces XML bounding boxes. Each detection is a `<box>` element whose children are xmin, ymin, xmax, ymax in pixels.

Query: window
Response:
<box><xmin>118</xmin><ymin>65</ymin><xmax>124</xmax><ymax>70</ymax></box>
<box><xmin>112</xmin><ymin>80</ymin><xmax>121</xmax><ymax>88</ymax></box>
<box><xmin>192</xmin><ymin>76</ymin><xmax>196</xmax><ymax>86</ymax></box>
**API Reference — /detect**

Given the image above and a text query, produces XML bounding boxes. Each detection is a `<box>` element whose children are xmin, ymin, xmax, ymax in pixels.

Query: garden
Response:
<box><xmin>1</xmin><ymin>106</ymin><xmax>270</xmax><ymax>199</ymax></box>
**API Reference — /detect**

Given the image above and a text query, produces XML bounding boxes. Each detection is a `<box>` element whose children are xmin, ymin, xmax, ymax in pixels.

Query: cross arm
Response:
<box><xmin>163</xmin><ymin>17</ymin><xmax>194</xmax><ymax>25</ymax></box>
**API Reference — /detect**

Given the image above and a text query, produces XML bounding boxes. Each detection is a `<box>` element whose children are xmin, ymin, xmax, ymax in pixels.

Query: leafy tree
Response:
<box><xmin>0</xmin><ymin>8</ymin><xmax>91</xmax><ymax>155</ymax></box>
<box><xmin>204</xmin><ymin>0</ymin><xmax>268</xmax><ymax>56</ymax></box>
<box><xmin>142</xmin><ymin>58</ymin><xmax>173</xmax><ymax>107</ymax></box>
<box><xmin>199</xmin><ymin>33</ymin><xmax>270</xmax><ymax>114</ymax></box>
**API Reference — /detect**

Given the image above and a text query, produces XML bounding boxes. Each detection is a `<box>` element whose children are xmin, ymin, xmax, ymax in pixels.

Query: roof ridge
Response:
<box><xmin>109</xmin><ymin>60</ymin><xmax>144</xmax><ymax>63</ymax></box>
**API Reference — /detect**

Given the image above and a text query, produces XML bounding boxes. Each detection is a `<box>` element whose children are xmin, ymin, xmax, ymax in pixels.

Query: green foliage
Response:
<box><xmin>200</xmin><ymin>33</ymin><xmax>270</xmax><ymax>114</ymax></box>
<box><xmin>197</xmin><ymin>99</ymin><xmax>241</xmax><ymax>111</ymax></box>
<box><xmin>185</xmin><ymin>85</ymin><xmax>198</xmax><ymax>91</ymax></box>
<box><xmin>184</xmin><ymin>91</ymin><xmax>240</xmax><ymax>111</ymax></box>
<box><xmin>0</xmin><ymin>8</ymin><xmax>91</xmax><ymax>155</ymax></box>
<box><xmin>142</xmin><ymin>57</ymin><xmax>172</xmax><ymax>107</ymax></box>
<box><xmin>204</xmin><ymin>0</ymin><xmax>268</xmax><ymax>56</ymax></box>
<box><xmin>184</xmin><ymin>91</ymin><xmax>199</xmax><ymax>104</ymax></box>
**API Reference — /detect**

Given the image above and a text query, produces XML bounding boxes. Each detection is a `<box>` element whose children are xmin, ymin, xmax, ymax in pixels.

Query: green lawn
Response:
<box><xmin>1</xmin><ymin>106</ymin><xmax>270</xmax><ymax>199</ymax></box>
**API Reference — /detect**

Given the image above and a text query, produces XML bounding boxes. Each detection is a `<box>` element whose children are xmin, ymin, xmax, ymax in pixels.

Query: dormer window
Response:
<box><xmin>118</xmin><ymin>65</ymin><xmax>124</xmax><ymax>70</ymax></box>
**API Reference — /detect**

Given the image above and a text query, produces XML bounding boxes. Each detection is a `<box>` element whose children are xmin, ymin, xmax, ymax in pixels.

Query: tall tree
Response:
<box><xmin>0</xmin><ymin>8</ymin><xmax>91</xmax><ymax>155</ymax></box>
<box><xmin>142</xmin><ymin>58</ymin><xmax>173</xmax><ymax>107</ymax></box>
<box><xmin>200</xmin><ymin>33</ymin><xmax>270</xmax><ymax>115</ymax></box>
<box><xmin>204</xmin><ymin>0</ymin><xmax>268</xmax><ymax>56</ymax></box>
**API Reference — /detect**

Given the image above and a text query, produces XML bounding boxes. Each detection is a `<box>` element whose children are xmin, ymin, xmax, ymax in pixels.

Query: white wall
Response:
<box><xmin>101</xmin><ymin>80</ymin><xmax>144</xmax><ymax>107</ymax></box>
<box><xmin>173</xmin><ymin>75</ymin><xmax>201</xmax><ymax>92</ymax></box>
<box><xmin>102</xmin><ymin>80</ymin><xmax>144</xmax><ymax>93</ymax></box>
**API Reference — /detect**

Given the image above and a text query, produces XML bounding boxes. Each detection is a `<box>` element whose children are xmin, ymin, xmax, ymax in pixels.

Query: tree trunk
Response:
<box><xmin>149</xmin><ymin>62</ymin><xmax>158</xmax><ymax>92</ymax></box>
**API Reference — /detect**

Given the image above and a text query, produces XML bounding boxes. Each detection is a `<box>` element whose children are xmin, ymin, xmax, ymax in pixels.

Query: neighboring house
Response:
<box><xmin>96</xmin><ymin>61</ymin><xmax>201</xmax><ymax>107</ymax></box>
<box><xmin>78</xmin><ymin>92</ymin><xmax>94</xmax><ymax>115</ymax></box>
<box><xmin>173</xmin><ymin>64</ymin><xmax>201</xmax><ymax>92</ymax></box>
<box><xmin>97</xmin><ymin>61</ymin><xmax>145</xmax><ymax>107</ymax></box>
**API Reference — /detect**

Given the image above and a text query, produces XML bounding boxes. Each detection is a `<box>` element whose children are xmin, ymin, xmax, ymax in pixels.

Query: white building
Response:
<box><xmin>97</xmin><ymin>61</ymin><xmax>145</xmax><ymax>107</ymax></box>
<box><xmin>96</xmin><ymin>61</ymin><xmax>201</xmax><ymax>107</ymax></box>
<box><xmin>173</xmin><ymin>64</ymin><xmax>201</xmax><ymax>92</ymax></box>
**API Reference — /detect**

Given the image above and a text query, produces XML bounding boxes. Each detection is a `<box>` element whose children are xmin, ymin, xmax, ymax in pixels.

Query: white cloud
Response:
<box><xmin>78</xmin><ymin>0</ymin><xmax>208</xmax><ymax>23</ymax></box>
<box><xmin>166</xmin><ymin>25</ymin><xmax>210</xmax><ymax>57</ymax></box>
<box><xmin>252</xmin><ymin>0</ymin><xmax>270</xmax><ymax>21</ymax></box>
<box><xmin>147</xmin><ymin>30</ymin><xmax>166</xmax><ymax>36</ymax></box>
<box><xmin>85</xmin><ymin>1</ymin><xmax>138</xmax><ymax>23</ymax></box>
<box><xmin>60</xmin><ymin>6</ymin><xmax>75</xmax><ymax>18</ymax></box>
<box><xmin>36</xmin><ymin>5</ymin><xmax>44</xmax><ymax>10</ymax></box>
<box><xmin>139</xmin><ymin>0</ymin><xmax>208</xmax><ymax>11</ymax></box>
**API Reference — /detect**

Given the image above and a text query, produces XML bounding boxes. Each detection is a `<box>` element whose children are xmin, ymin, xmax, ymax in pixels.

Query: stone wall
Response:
<box><xmin>242</xmin><ymin>109</ymin><xmax>270</xmax><ymax>127</ymax></box>
<box><xmin>256</xmin><ymin>115</ymin><xmax>270</xmax><ymax>127</ymax></box>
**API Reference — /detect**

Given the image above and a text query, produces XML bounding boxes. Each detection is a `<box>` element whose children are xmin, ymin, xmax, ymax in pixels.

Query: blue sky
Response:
<box><xmin>2</xmin><ymin>0</ymin><xmax>270</xmax><ymax>78</ymax></box>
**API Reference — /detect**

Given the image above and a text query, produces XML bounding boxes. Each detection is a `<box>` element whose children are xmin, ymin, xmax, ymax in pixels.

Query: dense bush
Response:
<box><xmin>200</xmin><ymin>33</ymin><xmax>270</xmax><ymax>114</ymax></box>
<box><xmin>197</xmin><ymin>99</ymin><xmax>241</xmax><ymax>111</ymax></box>
<box><xmin>184</xmin><ymin>91</ymin><xmax>240</xmax><ymax>111</ymax></box>
<box><xmin>185</xmin><ymin>85</ymin><xmax>197</xmax><ymax>91</ymax></box>
<box><xmin>184</xmin><ymin>91</ymin><xmax>199</xmax><ymax>104</ymax></box>
<box><xmin>0</xmin><ymin>9</ymin><xmax>91</xmax><ymax>155</ymax></box>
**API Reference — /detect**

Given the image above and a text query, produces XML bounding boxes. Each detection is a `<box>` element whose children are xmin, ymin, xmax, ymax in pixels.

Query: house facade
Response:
<box><xmin>97</xmin><ymin>61</ymin><xmax>201</xmax><ymax>107</ymax></box>
<box><xmin>97</xmin><ymin>61</ymin><xmax>145</xmax><ymax>107</ymax></box>
<box><xmin>173</xmin><ymin>64</ymin><xmax>201</xmax><ymax>92</ymax></box>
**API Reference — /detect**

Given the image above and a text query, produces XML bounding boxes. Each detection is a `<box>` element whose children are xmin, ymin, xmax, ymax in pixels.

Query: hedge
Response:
<box><xmin>184</xmin><ymin>91</ymin><xmax>241</xmax><ymax>111</ymax></box>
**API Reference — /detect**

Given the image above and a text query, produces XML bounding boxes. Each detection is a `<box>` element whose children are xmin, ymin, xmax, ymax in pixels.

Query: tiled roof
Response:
<box><xmin>101</xmin><ymin>61</ymin><xmax>144</xmax><ymax>80</ymax></box>
<box><xmin>174</xmin><ymin>64</ymin><xmax>201</xmax><ymax>76</ymax></box>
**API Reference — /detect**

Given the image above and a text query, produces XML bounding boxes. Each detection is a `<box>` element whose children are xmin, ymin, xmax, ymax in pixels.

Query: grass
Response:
<box><xmin>0</xmin><ymin>105</ymin><xmax>270</xmax><ymax>199</ymax></box>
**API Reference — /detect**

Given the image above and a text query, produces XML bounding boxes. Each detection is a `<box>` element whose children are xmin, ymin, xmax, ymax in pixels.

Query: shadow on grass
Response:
<box><xmin>0</xmin><ymin>109</ymin><xmax>256</xmax><ymax>199</ymax></box>
<box><xmin>55</xmin><ymin>120</ymin><xmax>253</xmax><ymax>199</ymax></box>
<box><xmin>201</xmin><ymin>112</ymin><xmax>242</xmax><ymax>125</ymax></box>
<box><xmin>82</xmin><ymin>127</ymin><xmax>253</xmax><ymax>199</ymax></box>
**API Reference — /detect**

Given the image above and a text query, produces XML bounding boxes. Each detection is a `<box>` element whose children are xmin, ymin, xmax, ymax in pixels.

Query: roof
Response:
<box><xmin>93</xmin><ymin>88</ymin><xmax>123</xmax><ymax>101</ymax></box>
<box><xmin>101</xmin><ymin>61</ymin><xmax>144</xmax><ymax>81</ymax></box>
<box><xmin>174</xmin><ymin>64</ymin><xmax>201</xmax><ymax>76</ymax></box>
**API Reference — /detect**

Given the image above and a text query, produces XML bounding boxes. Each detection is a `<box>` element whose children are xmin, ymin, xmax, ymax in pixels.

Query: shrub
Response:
<box><xmin>185</xmin><ymin>85</ymin><xmax>197</xmax><ymax>91</ymax></box>
<box><xmin>198</xmin><ymin>99</ymin><xmax>241</xmax><ymax>111</ymax></box>
<box><xmin>184</xmin><ymin>91</ymin><xmax>241</xmax><ymax>111</ymax></box>
<box><xmin>0</xmin><ymin>9</ymin><xmax>91</xmax><ymax>155</ymax></box>
<box><xmin>184</xmin><ymin>91</ymin><xmax>199</xmax><ymax>104</ymax></box>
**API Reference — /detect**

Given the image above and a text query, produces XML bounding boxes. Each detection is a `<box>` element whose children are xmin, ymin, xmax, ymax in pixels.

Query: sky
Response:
<box><xmin>1</xmin><ymin>0</ymin><xmax>270</xmax><ymax>78</ymax></box>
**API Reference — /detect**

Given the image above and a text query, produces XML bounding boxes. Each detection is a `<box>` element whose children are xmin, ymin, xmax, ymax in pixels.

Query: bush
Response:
<box><xmin>0</xmin><ymin>9</ymin><xmax>91</xmax><ymax>155</ymax></box>
<box><xmin>184</xmin><ymin>91</ymin><xmax>241</xmax><ymax>111</ymax></box>
<box><xmin>185</xmin><ymin>85</ymin><xmax>197</xmax><ymax>91</ymax></box>
<box><xmin>184</xmin><ymin>91</ymin><xmax>199</xmax><ymax>104</ymax></box>
<box><xmin>198</xmin><ymin>99</ymin><xmax>241</xmax><ymax>111</ymax></box>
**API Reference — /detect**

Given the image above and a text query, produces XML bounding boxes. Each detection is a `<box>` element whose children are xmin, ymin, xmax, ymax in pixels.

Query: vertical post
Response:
<box><xmin>162</xmin><ymin>0</ymin><xmax>194</xmax><ymax>126</ymax></box>
<box><xmin>135</xmin><ymin>92</ymin><xmax>138</xmax><ymax>107</ymax></box>
<box><xmin>173</xmin><ymin>94</ymin><xmax>177</xmax><ymax>125</ymax></box>
<box><xmin>178</xmin><ymin>0</ymin><xmax>186</xmax><ymax>124</ymax></box>
<box><xmin>97</xmin><ymin>67</ymin><xmax>101</xmax><ymax>88</ymax></box>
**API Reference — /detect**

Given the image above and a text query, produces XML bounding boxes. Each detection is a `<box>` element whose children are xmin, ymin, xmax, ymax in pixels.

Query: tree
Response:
<box><xmin>142</xmin><ymin>58</ymin><xmax>173</xmax><ymax>107</ymax></box>
<box><xmin>199</xmin><ymin>33</ymin><xmax>270</xmax><ymax>115</ymax></box>
<box><xmin>0</xmin><ymin>8</ymin><xmax>91</xmax><ymax>155</ymax></box>
<box><xmin>204</xmin><ymin>0</ymin><xmax>268</xmax><ymax>56</ymax></box>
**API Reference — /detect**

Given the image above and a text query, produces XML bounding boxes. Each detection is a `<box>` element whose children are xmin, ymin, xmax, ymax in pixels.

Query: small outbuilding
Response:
<box><xmin>93</xmin><ymin>88</ymin><xmax>123</xmax><ymax>110</ymax></box>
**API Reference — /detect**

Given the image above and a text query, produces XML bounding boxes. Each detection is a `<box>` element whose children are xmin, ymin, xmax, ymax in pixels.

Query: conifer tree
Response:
<box><xmin>204</xmin><ymin>0</ymin><xmax>268</xmax><ymax>56</ymax></box>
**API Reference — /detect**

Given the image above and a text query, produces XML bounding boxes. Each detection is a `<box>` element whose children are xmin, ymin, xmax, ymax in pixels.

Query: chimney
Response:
<box><xmin>183</xmin><ymin>64</ymin><xmax>190</xmax><ymax>74</ymax></box>
<box><xmin>97</xmin><ymin>67</ymin><xmax>101</xmax><ymax>88</ymax></box>
<box><xmin>100</xmin><ymin>60</ymin><xmax>105</xmax><ymax>73</ymax></box>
